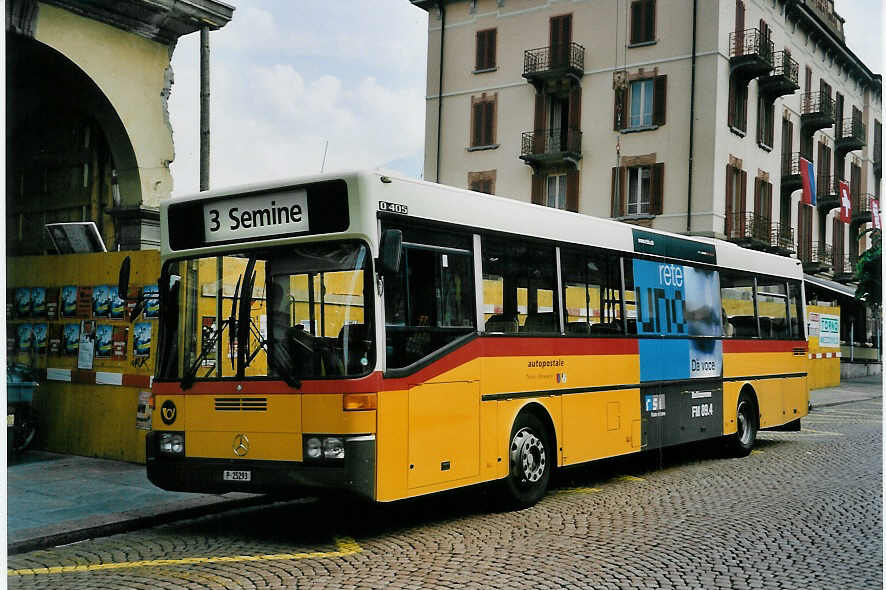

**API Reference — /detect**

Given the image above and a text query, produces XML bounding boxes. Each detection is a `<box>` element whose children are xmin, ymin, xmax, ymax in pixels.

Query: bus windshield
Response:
<box><xmin>156</xmin><ymin>240</ymin><xmax>373</xmax><ymax>384</ymax></box>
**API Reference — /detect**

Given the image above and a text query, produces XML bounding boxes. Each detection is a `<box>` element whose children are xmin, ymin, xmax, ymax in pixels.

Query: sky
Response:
<box><xmin>167</xmin><ymin>0</ymin><xmax>883</xmax><ymax>197</ymax></box>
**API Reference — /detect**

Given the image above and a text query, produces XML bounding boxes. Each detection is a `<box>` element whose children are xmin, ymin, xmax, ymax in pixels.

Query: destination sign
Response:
<box><xmin>203</xmin><ymin>190</ymin><xmax>309</xmax><ymax>243</ymax></box>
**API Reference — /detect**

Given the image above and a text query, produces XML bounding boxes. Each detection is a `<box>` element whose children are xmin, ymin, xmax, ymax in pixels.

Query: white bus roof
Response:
<box><xmin>162</xmin><ymin>170</ymin><xmax>803</xmax><ymax>281</ymax></box>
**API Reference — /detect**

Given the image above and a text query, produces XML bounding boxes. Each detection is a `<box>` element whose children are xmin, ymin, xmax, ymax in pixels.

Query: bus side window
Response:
<box><xmin>720</xmin><ymin>270</ymin><xmax>756</xmax><ymax>338</ymax></box>
<box><xmin>560</xmin><ymin>247</ymin><xmax>622</xmax><ymax>335</ymax></box>
<box><xmin>788</xmin><ymin>281</ymin><xmax>803</xmax><ymax>339</ymax></box>
<box><xmin>756</xmin><ymin>280</ymin><xmax>789</xmax><ymax>339</ymax></box>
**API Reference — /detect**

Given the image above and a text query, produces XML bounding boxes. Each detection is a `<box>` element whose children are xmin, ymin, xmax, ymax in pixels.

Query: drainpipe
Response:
<box><xmin>686</xmin><ymin>0</ymin><xmax>697</xmax><ymax>233</ymax></box>
<box><xmin>200</xmin><ymin>26</ymin><xmax>210</xmax><ymax>192</ymax></box>
<box><xmin>435</xmin><ymin>1</ymin><xmax>445</xmax><ymax>183</ymax></box>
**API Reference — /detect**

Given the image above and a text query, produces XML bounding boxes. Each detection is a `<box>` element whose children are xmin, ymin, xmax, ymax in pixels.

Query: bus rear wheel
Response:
<box><xmin>500</xmin><ymin>412</ymin><xmax>552</xmax><ymax>509</ymax></box>
<box><xmin>725</xmin><ymin>392</ymin><xmax>757</xmax><ymax>457</ymax></box>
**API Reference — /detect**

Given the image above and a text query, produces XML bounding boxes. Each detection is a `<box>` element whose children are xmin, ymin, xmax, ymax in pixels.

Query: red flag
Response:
<box><xmin>872</xmin><ymin>199</ymin><xmax>881</xmax><ymax>230</ymax></box>
<box><xmin>838</xmin><ymin>180</ymin><xmax>851</xmax><ymax>223</ymax></box>
<box><xmin>799</xmin><ymin>157</ymin><xmax>816</xmax><ymax>206</ymax></box>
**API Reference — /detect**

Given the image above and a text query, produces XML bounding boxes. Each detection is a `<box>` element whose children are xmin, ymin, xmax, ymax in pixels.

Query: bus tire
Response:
<box><xmin>500</xmin><ymin>412</ymin><xmax>552</xmax><ymax>509</ymax></box>
<box><xmin>725</xmin><ymin>391</ymin><xmax>758</xmax><ymax>458</ymax></box>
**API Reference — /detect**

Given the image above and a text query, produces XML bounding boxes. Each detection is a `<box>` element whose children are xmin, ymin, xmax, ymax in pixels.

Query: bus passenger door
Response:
<box><xmin>407</xmin><ymin>381</ymin><xmax>480</xmax><ymax>490</ymax></box>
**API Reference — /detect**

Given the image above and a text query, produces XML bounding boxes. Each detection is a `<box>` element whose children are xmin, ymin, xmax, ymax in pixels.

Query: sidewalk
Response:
<box><xmin>7</xmin><ymin>376</ymin><xmax>882</xmax><ymax>555</ymax></box>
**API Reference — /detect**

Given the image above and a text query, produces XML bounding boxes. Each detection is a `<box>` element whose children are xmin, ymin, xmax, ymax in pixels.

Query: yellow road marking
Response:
<box><xmin>555</xmin><ymin>486</ymin><xmax>601</xmax><ymax>494</ymax></box>
<box><xmin>751</xmin><ymin>449</ymin><xmax>764</xmax><ymax>455</ymax></box>
<box><xmin>8</xmin><ymin>537</ymin><xmax>361</xmax><ymax>576</ymax></box>
<box><xmin>614</xmin><ymin>475</ymin><xmax>645</xmax><ymax>482</ymax></box>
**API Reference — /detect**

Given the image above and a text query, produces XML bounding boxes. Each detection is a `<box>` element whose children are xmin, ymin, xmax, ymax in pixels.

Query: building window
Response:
<box><xmin>724</xmin><ymin>163</ymin><xmax>747</xmax><ymax>236</ymax></box>
<box><xmin>546</xmin><ymin>174</ymin><xmax>567</xmax><ymax>209</ymax></box>
<box><xmin>611</xmin><ymin>162</ymin><xmax>663</xmax><ymax>217</ymax></box>
<box><xmin>630</xmin><ymin>0</ymin><xmax>655</xmax><ymax>45</ymax></box>
<box><xmin>616</xmin><ymin>75</ymin><xmax>666</xmax><ymax>130</ymax></box>
<box><xmin>475</xmin><ymin>28</ymin><xmax>496</xmax><ymax>71</ymax></box>
<box><xmin>728</xmin><ymin>77</ymin><xmax>748</xmax><ymax>133</ymax></box>
<box><xmin>468</xmin><ymin>170</ymin><xmax>496</xmax><ymax>195</ymax></box>
<box><xmin>757</xmin><ymin>96</ymin><xmax>774</xmax><ymax>149</ymax></box>
<box><xmin>470</xmin><ymin>93</ymin><xmax>497</xmax><ymax>148</ymax></box>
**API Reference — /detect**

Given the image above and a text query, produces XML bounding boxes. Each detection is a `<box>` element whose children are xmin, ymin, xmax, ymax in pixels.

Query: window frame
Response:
<box><xmin>474</xmin><ymin>28</ymin><xmax>497</xmax><ymax>72</ymax></box>
<box><xmin>629</xmin><ymin>0</ymin><xmax>656</xmax><ymax>46</ymax></box>
<box><xmin>469</xmin><ymin>93</ymin><xmax>498</xmax><ymax>150</ymax></box>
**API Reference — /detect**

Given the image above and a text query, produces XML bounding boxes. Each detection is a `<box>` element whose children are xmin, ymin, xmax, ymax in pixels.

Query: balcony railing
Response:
<box><xmin>832</xmin><ymin>254</ymin><xmax>856</xmax><ymax>278</ymax></box>
<box><xmin>781</xmin><ymin>152</ymin><xmax>803</xmax><ymax>194</ymax></box>
<box><xmin>799</xmin><ymin>243</ymin><xmax>832</xmax><ymax>271</ymax></box>
<box><xmin>520</xmin><ymin>128</ymin><xmax>583</xmax><ymax>162</ymax></box>
<box><xmin>728</xmin><ymin>28</ymin><xmax>774</xmax><ymax>63</ymax></box>
<box><xmin>836</xmin><ymin>117</ymin><xmax>866</xmax><ymax>150</ymax></box>
<box><xmin>769</xmin><ymin>223</ymin><xmax>795</xmax><ymax>253</ymax></box>
<box><xmin>852</xmin><ymin>192</ymin><xmax>875</xmax><ymax>223</ymax></box>
<box><xmin>523</xmin><ymin>43</ymin><xmax>585</xmax><ymax>79</ymax></box>
<box><xmin>816</xmin><ymin>175</ymin><xmax>840</xmax><ymax>200</ymax></box>
<box><xmin>759</xmin><ymin>50</ymin><xmax>799</xmax><ymax>97</ymax></box>
<box><xmin>725</xmin><ymin>211</ymin><xmax>771</xmax><ymax>245</ymax></box>
<box><xmin>801</xmin><ymin>91</ymin><xmax>835</xmax><ymax>125</ymax></box>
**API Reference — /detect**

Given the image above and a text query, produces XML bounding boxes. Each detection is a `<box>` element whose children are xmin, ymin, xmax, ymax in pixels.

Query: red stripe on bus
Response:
<box><xmin>722</xmin><ymin>340</ymin><xmax>806</xmax><ymax>353</ymax></box>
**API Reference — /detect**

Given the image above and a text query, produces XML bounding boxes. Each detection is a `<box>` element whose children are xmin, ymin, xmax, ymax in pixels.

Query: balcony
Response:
<box><xmin>767</xmin><ymin>223</ymin><xmax>795</xmax><ymax>255</ymax></box>
<box><xmin>801</xmin><ymin>91</ymin><xmax>835</xmax><ymax>132</ymax></box>
<box><xmin>799</xmin><ymin>243</ymin><xmax>832</xmax><ymax>274</ymax></box>
<box><xmin>851</xmin><ymin>192</ymin><xmax>874</xmax><ymax>226</ymax></box>
<box><xmin>729</xmin><ymin>28</ymin><xmax>774</xmax><ymax>81</ymax></box>
<box><xmin>832</xmin><ymin>254</ymin><xmax>857</xmax><ymax>283</ymax></box>
<box><xmin>523</xmin><ymin>43</ymin><xmax>584</xmax><ymax>90</ymax></box>
<box><xmin>725</xmin><ymin>211</ymin><xmax>771</xmax><ymax>249</ymax></box>
<box><xmin>758</xmin><ymin>50</ymin><xmax>799</xmax><ymax>98</ymax></box>
<box><xmin>835</xmin><ymin>117</ymin><xmax>865</xmax><ymax>155</ymax></box>
<box><xmin>519</xmin><ymin>128</ymin><xmax>582</xmax><ymax>167</ymax></box>
<box><xmin>816</xmin><ymin>175</ymin><xmax>840</xmax><ymax>212</ymax></box>
<box><xmin>781</xmin><ymin>152</ymin><xmax>803</xmax><ymax>196</ymax></box>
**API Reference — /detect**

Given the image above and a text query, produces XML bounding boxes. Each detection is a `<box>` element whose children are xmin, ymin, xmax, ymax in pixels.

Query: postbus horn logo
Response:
<box><xmin>160</xmin><ymin>400</ymin><xmax>177</xmax><ymax>425</ymax></box>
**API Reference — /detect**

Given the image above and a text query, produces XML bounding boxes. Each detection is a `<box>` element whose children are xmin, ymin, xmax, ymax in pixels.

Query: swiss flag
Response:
<box><xmin>873</xmin><ymin>199</ymin><xmax>881</xmax><ymax>230</ymax></box>
<box><xmin>838</xmin><ymin>180</ymin><xmax>851</xmax><ymax>223</ymax></box>
<box><xmin>799</xmin><ymin>157</ymin><xmax>816</xmax><ymax>206</ymax></box>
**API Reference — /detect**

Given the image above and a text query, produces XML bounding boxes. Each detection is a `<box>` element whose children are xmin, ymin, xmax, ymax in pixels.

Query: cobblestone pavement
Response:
<box><xmin>9</xmin><ymin>400</ymin><xmax>882</xmax><ymax>589</ymax></box>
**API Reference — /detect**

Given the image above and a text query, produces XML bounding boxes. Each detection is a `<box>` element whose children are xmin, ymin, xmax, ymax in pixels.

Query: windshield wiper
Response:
<box><xmin>180</xmin><ymin>317</ymin><xmax>231</xmax><ymax>390</ymax></box>
<box><xmin>229</xmin><ymin>275</ymin><xmax>241</xmax><ymax>373</ymax></box>
<box><xmin>235</xmin><ymin>258</ymin><xmax>257</xmax><ymax>379</ymax></box>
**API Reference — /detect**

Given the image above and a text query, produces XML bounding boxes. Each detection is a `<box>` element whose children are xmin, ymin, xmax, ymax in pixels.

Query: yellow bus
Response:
<box><xmin>143</xmin><ymin>171</ymin><xmax>808</xmax><ymax>508</ymax></box>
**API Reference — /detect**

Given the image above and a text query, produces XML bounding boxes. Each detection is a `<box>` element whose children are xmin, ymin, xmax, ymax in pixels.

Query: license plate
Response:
<box><xmin>223</xmin><ymin>470</ymin><xmax>251</xmax><ymax>482</ymax></box>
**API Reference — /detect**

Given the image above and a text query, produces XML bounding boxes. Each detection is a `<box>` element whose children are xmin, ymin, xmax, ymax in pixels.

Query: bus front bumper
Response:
<box><xmin>145</xmin><ymin>431</ymin><xmax>375</xmax><ymax>500</ymax></box>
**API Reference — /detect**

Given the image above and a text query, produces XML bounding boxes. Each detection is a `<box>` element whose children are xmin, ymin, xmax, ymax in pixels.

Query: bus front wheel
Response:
<box><xmin>500</xmin><ymin>412</ymin><xmax>552</xmax><ymax>509</ymax></box>
<box><xmin>725</xmin><ymin>392</ymin><xmax>758</xmax><ymax>457</ymax></box>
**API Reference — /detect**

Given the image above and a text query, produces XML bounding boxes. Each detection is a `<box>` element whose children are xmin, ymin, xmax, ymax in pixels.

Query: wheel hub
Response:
<box><xmin>510</xmin><ymin>428</ymin><xmax>546</xmax><ymax>484</ymax></box>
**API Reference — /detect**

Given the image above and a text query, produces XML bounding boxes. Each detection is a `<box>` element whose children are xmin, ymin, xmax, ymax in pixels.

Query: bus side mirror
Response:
<box><xmin>378</xmin><ymin>229</ymin><xmax>402</xmax><ymax>275</ymax></box>
<box><xmin>118</xmin><ymin>255</ymin><xmax>131</xmax><ymax>298</ymax></box>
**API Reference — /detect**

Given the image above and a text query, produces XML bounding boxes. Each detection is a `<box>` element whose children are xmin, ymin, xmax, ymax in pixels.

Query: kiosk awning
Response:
<box><xmin>804</xmin><ymin>274</ymin><xmax>857</xmax><ymax>299</ymax></box>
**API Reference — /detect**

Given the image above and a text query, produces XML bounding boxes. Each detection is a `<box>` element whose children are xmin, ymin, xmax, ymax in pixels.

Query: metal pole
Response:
<box><xmin>200</xmin><ymin>26</ymin><xmax>211</xmax><ymax>192</ymax></box>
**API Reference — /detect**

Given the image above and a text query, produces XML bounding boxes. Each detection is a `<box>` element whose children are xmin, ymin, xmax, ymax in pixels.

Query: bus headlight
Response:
<box><xmin>305</xmin><ymin>437</ymin><xmax>323</xmax><ymax>460</ymax></box>
<box><xmin>323</xmin><ymin>437</ymin><xmax>344</xmax><ymax>460</ymax></box>
<box><xmin>159</xmin><ymin>432</ymin><xmax>185</xmax><ymax>456</ymax></box>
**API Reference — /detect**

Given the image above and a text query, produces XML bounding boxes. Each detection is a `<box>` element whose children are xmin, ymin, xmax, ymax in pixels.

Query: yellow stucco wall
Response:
<box><xmin>807</xmin><ymin>304</ymin><xmax>841</xmax><ymax>389</ymax></box>
<box><xmin>33</xmin><ymin>2</ymin><xmax>175</xmax><ymax>206</ymax></box>
<box><xmin>8</xmin><ymin>251</ymin><xmax>160</xmax><ymax>462</ymax></box>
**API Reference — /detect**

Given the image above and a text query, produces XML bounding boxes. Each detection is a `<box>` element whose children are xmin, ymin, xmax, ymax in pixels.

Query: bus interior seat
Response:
<box><xmin>769</xmin><ymin>317</ymin><xmax>787</xmax><ymax>338</ymax></box>
<box><xmin>730</xmin><ymin>315</ymin><xmax>757</xmax><ymax>337</ymax></box>
<box><xmin>590</xmin><ymin>321</ymin><xmax>621</xmax><ymax>335</ymax></box>
<box><xmin>485</xmin><ymin>314</ymin><xmax>519</xmax><ymax>333</ymax></box>
<box><xmin>338</xmin><ymin>323</ymin><xmax>369</xmax><ymax>373</ymax></box>
<box><xmin>566</xmin><ymin>321</ymin><xmax>592</xmax><ymax>334</ymax></box>
<box><xmin>521</xmin><ymin>312</ymin><xmax>557</xmax><ymax>333</ymax></box>
<box><xmin>625</xmin><ymin>318</ymin><xmax>637</xmax><ymax>335</ymax></box>
<box><xmin>758</xmin><ymin>316</ymin><xmax>773</xmax><ymax>339</ymax></box>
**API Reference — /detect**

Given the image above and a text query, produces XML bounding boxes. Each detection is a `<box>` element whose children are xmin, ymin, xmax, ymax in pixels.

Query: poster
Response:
<box><xmin>63</xmin><ymin>323</ymin><xmax>80</xmax><ymax>355</ymax></box>
<box><xmin>77</xmin><ymin>286</ymin><xmax>94</xmax><ymax>318</ymax></box>
<box><xmin>17</xmin><ymin>323</ymin><xmax>33</xmax><ymax>352</ymax></box>
<box><xmin>15</xmin><ymin>288</ymin><xmax>32</xmax><ymax>317</ymax></box>
<box><xmin>110</xmin><ymin>286</ymin><xmax>125</xmax><ymax>319</ymax></box>
<box><xmin>112</xmin><ymin>326</ymin><xmax>129</xmax><ymax>360</ymax></box>
<box><xmin>45</xmin><ymin>288</ymin><xmax>59</xmax><ymax>319</ymax></box>
<box><xmin>819</xmin><ymin>313</ymin><xmax>840</xmax><ymax>347</ymax></box>
<box><xmin>201</xmin><ymin>316</ymin><xmax>218</xmax><ymax>366</ymax></box>
<box><xmin>125</xmin><ymin>286</ymin><xmax>140</xmax><ymax>319</ymax></box>
<box><xmin>49</xmin><ymin>324</ymin><xmax>63</xmax><ymax>355</ymax></box>
<box><xmin>95</xmin><ymin>324</ymin><xmax>113</xmax><ymax>358</ymax></box>
<box><xmin>78</xmin><ymin>320</ymin><xmax>96</xmax><ymax>370</ymax></box>
<box><xmin>61</xmin><ymin>286</ymin><xmax>78</xmax><ymax>318</ymax></box>
<box><xmin>136</xmin><ymin>390</ymin><xmax>153</xmax><ymax>430</ymax></box>
<box><xmin>93</xmin><ymin>285</ymin><xmax>111</xmax><ymax>318</ymax></box>
<box><xmin>143</xmin><ymin>285</ymin><xmax>159</xmax><ymax>318</ymax></box>
<box><xmin>134</xmin><ymin>322</ymin><xmax>152</xmax><ymax>357</ymax></box>
<box><xmin>33</xmin><ymin>323</ymin><xmax>48</xmax><ymax>354</ymax></box>
<box><xmin>32</xmin><ymin>288</ymin><xmax>46</xmax><ymax>317</ymax></box>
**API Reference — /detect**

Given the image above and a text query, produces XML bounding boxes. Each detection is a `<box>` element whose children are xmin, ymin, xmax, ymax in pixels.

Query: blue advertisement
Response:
<box><xmin>32</xmin><ymin>288</ymin><xmax>46</xmax><ymax>316</ymax></box>
<box><xmin>109</xmin><ymin>286</ymin><xmax>125</xmax><ymax>319</ymax></box>
<box><xmin>15</xmin><ymin>288</ymin><xmax>32</xmax><ymax>317</ymax></box>
<box><xmin>134</xmin><ymin>322</ymin><xmax>152</xmax><ymax>357</ymax></box>
<box><xmin>61</xmin><ymin>286</ymin><xmax>78</xmax><ymax>318</ymax></box>
<box><xmin>93</xmin><ymin>285</ymin><xmax>111</xmax><ymax>317</ymax></box>
<box><xmin>17</xmin><ymin>323</ymin><xmax>33</xmax><ymax>352</ymax></box>
<box><xmin>143</xmin><ymin>285</ymin><xmax>159</xmax><ymax>318</ymax></box>
<box><xmin>33</xmin><ymin>323</ymin><xmax>48</xmax><ymax>353</ymax></box>
<box><xmin>63</xmin><ymin>323</ymin><xmax>80</xmax><ymax>355</ymax></box>
<box><xmin>95</xmin><ymin>324</ymin><xmax>113</xmax><ymax>358</ymax></box>
<box><xmin>633</xmin><ymin>260</ymin><xmax>722</xmax><ymax>382</ymax></box>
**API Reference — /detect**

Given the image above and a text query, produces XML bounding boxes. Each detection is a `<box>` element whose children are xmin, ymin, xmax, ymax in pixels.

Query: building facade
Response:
<box><xmin>413</xmin><ymin>0</ymin><xmax>882</xmax><ymax>353</ymax></box>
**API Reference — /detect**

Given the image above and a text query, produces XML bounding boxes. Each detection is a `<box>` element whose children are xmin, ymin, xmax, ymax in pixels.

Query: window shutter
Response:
<box><xmin>650</xmin><ymin>163</ymin><xmax>664</xmax><ymax>215</ymax></box>
<box><xmin>644</xmin><ymin>0</ymin><xmax>655</xmax><ymax>42</ymax></box>
<box><xmin>568</xmin><ymin>86</ymin><xmax>582</xmax><ymax>132</ymax></box>
<box><xmin>728</xmin><ymin>78</ymin><xmax>736</xmax><ymax>128</ymax></box>
<box><xmin>534</xmin><ymin>92</ymin><xmax>547</xmax><ymax>153</ymax></box>
<box><xmin>754</xmin><ymin>177</ymin><xmax>761</xmax><ymax>214</ymax></box>
<box><xmin>611</xmin><ymin>167</ymin><xmax>623</xmax><ymax>217</ymax></box>
<box><xmin>763</xmin><ymin>182</ymin><xmax>772</xmax><ymax>222</ymax></box>
<box><xmin>488</xmin><ymin>29</ymin><xmax>496</xmax><ymax>68</ymax></box>
<box><xmin>735</xmin><ymin>0</ymin><xmax>744</xmax><ymax>32</ymax></box>
<box><xmin>566</xmin><ymin>170</ymin><xmax>579</xmax><ymax>212</ymax></box>
<box><xmin>630</xmin><ymin>1</ymin><xmax>642</xmax><ymax>44</ymax></box>
<box><xmin>483</xmin><ymin>100</ymin><xmax>495</xmax><ymax>145</ymax></box>
<box><xmin>739</xmin><ymin>169</ymin><xmax>747</xmax><ymax>212</ymax></box>
<box><xmin>476</xmin><ymin>31</ymin><xmax>485</xmax><ymax>70</ymax></box>
<box><xmin>653</xmin><ymin>75</ymin><xmax>667</xmax><ymax>125</ymax></box>
<box><xmin>532</xmin><ymin>174</ymin><xmax>545</xmax><ymax>205</ymax></box>
<box><xmin>471</xmin><ymin>100</ymin><xmax>481</xmax><ymax>147</ymax></box>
